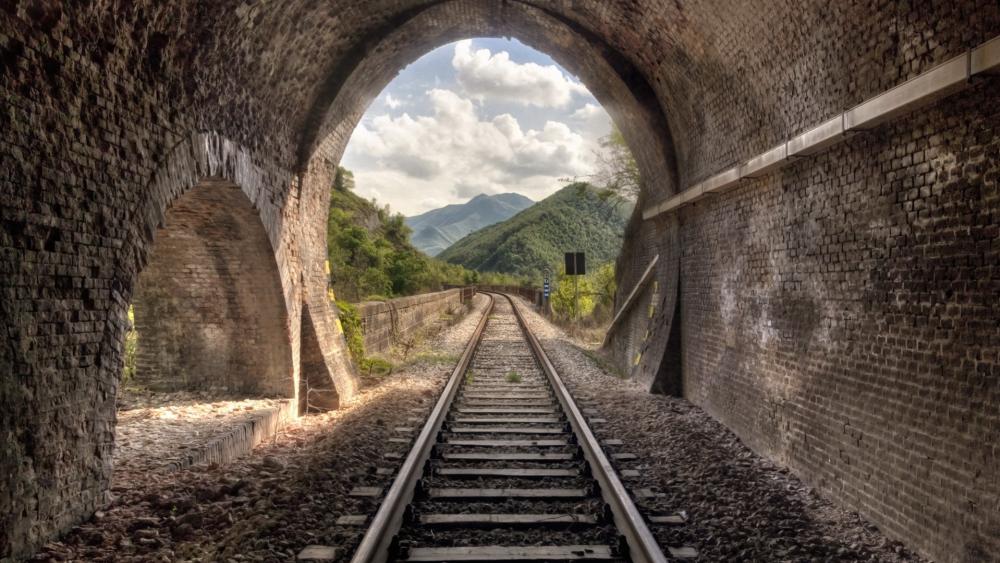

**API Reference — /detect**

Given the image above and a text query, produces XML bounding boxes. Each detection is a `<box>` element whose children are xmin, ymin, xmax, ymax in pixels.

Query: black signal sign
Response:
<box><xmin>564</xmin><ymin>252</ymin><xmax>586</xmax><ymax>276</ymax></box>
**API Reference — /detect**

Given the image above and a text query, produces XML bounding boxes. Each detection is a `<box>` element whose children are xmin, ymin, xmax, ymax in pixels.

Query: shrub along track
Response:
<box><xmin>324</xmin><ymin>293</ymin><xmax>691</xmax><ymax>563</ymax></box>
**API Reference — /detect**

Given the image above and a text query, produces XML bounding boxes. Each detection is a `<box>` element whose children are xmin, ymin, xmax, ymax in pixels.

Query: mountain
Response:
<box><xmin>437</xmin><ymin>184</ymin><xmax>633</xmax><ymax>281</ymax></box>
<box><xmin>406</xmin><ymin>192</ymin><xmax>535</xmax><ymax>256</ymax></box>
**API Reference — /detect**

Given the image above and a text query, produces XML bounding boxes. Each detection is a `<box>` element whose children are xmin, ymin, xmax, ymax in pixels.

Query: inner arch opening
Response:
<box><xmin>301</xmin><ymin>0</ymin><xmax>679</xmax><ymax>202</ymax></box>
<box><xmin>130</xmin><ymin>179</ymin><xmax>293</xmax><ymax>397</ymax></box>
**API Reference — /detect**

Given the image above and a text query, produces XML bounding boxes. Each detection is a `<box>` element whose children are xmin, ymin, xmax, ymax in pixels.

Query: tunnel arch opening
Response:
<box><xmin>130</xmin><ymin>178</ymin><xmax>294</xmax><ymax>398</ymax></box>
<box><xmin>298</xmin><ymin>0</ymin><xmax>685</xmax><ymax>384</ymax></box>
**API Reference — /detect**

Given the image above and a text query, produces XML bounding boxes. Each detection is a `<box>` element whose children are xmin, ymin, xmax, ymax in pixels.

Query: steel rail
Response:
<box><xmin>505</xmin><ymin>294</ymin><xmax>669</xmax><ymax>563</ymax></box>
<box><xmin>350</xmin><ymin>293</ymin><xmax>495</xmax><ymax>563</ymax></box>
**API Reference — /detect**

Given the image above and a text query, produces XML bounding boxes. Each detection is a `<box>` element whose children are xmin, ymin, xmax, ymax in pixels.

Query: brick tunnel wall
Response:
<box><xmin>669</xmin><ymin>84</ymin><xmax>1000</xmax><ymax>561</ymax></box>
<box><xmin>132</xmin><ymin>180</ymin><xmax>292</xmax><ymax>396</ymax></box>
<box><xmin>609</xmin><ymin>81</ymin><xmax>1000</xmax><ymax>561</ymax></box>
<box><xmin>355</xmin><ymin>289</ymin><xmax>467</xmax><ymax>354</ymax></box>
<box><xmin>606</xmin><ymin>210</ymin><xmax>680</xmax><ymax>392</ymax></box>
<box><xmin>2</xmin><ymin>1</ymin><xmax>998</xmax><ymax>560</ymax></box>
<box><xmin>596</xmin><ymin>4</ymin><xmax>1000</xmax><ymax>561</ymax></box>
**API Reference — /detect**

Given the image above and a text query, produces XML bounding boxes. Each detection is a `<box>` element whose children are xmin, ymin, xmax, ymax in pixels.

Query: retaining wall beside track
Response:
<box><xmin>355</xmin><ymin>288</ymin><xmax>473</xmax><ymax>354</ymax></box>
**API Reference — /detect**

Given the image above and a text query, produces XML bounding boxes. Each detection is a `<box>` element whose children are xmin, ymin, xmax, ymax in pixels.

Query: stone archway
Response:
<box><xmin>294</xmin><ymin>0</ymin><xmax>687</xmax><ymax>398</ymax></box>
<box><xmin>299</xmin><ymin>0</ymin><xmax>680</xmax><ymax>205</ymax></box>
<box><xmin>132</xmin><ymin>178</ymin><xmax>293</xmax><ymax>397</ymax></box>
<box><xmin>4</xmin><ymin>2</ymin><xmax>998</xmax><ymax>561</ymax></box>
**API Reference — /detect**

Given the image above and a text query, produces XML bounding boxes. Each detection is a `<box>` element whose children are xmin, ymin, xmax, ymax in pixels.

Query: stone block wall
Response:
<box><xmin>356</xmin><ymin>289</ymin><xmax>468</xmax><ymax>354</ymax></box>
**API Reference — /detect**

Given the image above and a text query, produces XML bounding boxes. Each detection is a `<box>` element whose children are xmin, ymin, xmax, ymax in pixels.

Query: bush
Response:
<box><xmin>550</xmin><ymin>262</ymin><xmax>616</xmax><ymax>323</ymax></box>
<box><xmin>123</xmin><ymin>305</ymin><xmax>138</xmax><ymax>383</ymax></box>
<box><xmin>336</xmin><ymin>300</ymin><xmax>365</xmax><ymax>367</ymax></box>
<box><xmin>336</xmin><ymin>299</ymin><xmax>395</xmax><ymax>377</ymax></box>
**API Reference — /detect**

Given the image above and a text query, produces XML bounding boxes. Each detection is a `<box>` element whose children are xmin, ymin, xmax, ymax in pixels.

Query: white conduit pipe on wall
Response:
<box><xmin>642</xmin><ymin>34</ymin><xmax>1000</xmax><ymax>220</ymax></box>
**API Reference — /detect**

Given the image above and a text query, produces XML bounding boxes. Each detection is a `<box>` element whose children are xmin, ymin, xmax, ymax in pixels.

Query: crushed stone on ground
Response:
<box><xmin>33</xmin><ymin>294</ymin><xmax>489</xmax><ymax>562</ymax></box>
<box><xmin>512</xmin><ymin>296</ymin><xmax>928</xmax><ymax>563</ymax></box>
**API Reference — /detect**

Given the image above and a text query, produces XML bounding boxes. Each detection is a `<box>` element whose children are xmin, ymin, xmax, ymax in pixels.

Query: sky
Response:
<box><xmin>340</xmin><ymin>38</ymin><xmax>613</xmax><ymax>217</ymax></box>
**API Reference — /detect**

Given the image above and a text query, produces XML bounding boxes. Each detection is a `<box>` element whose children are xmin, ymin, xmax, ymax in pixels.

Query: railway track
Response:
<box><xmin>346</xmin><ymin>293</ymin><xmax>692</xmax><ymax>562</ymax></box>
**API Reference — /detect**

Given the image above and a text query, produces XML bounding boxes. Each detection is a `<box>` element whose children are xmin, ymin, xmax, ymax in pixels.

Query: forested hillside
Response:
<box><xmin>326</xmin><ymin>167</ymin><xmax>473</xmax><ymax>302</ymax></box>
<box><xmin>437</xmin><ymin>183</ymin><xmax>632</xmax><ymax>282</ymax></box>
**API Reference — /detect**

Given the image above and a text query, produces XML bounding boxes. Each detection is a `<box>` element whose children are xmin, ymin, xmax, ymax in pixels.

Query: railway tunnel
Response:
<box><xmin>1</xmin><ymin>1</ymin><xmax>998</xmax><ymax>561</ymax></box>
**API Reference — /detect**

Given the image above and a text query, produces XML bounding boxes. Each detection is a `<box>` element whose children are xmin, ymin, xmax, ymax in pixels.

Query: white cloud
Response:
<box><xmin>571</xmin><ymin>103</ymin><xmax>613</xmax><ymax>136</ymax></box>
<box><xmin>571</xmin><ymin>103</ymin><xmax>602</xmax><ymax>121</ymax></box>
<box><xmin>451</xmin><ymin>40</ymin><xmax>590</xmax><ymax>108</ymax></box>
<box><xmin>384</xmin><ymin>93</ymin><xmax>402</xmax><ymax>109</ymax></box>
<box><xmin>342</xmin><ymin>88</ymin><xmax>595</xmax><ymax>215</ymax></box>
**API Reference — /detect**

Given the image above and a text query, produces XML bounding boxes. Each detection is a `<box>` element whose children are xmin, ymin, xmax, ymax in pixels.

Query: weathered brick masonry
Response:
<box><xmin>132</xmin><ymin>180</ymin><xmax>292</xmax><ymax>396</ymax></box>
<box><xmin>355</xmin><ymin>289</ymin><xmax>467</xmax><ymax>354</ymax></box>
<box><xmin>2</xmin><ymin>1</ymin><xmax>998</xmax><ymax>561</ymax></box>
<box><xmin>0</xmin><ymin>3</ymin><xmax>358</xmax><ymax>557</ymax></box>
<box><xmin>675</xmin><ymin>85</ymin><xmax>1000</xmax><ymax>561</ymax></box>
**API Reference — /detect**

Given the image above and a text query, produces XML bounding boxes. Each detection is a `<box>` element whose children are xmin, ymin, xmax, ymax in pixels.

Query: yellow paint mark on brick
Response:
<box><xmin>327</xmin><ymin>287</ymin><xmax>336</xmax><ymax>302</ymax></box>
<box><xmin>325</xmin><ymin>260</ymin><xmax>331</xmax><ymax>275</ymax></box>
<box><xmin>334</xmin><ymin>318</ymin><xmax>343</xmax><ymax>335</ymax></box>
<box><xmin>648</xmin><ymin>304</ymin><xmax>655</xmax><ymax>318</ymax></box>
<box><xmin>643</xmin><ymin>329</ymin><xmax>650</xmax><ymax>341</ymax></box>
<box><xmin>634</xmin><ymin>353</ymin><xmax>642</xmax><ymax>366</ymax></box>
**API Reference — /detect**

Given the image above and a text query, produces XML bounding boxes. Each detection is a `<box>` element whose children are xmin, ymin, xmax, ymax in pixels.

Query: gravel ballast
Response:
<box><xmin>511</xmin><ymin>297</ymin><xmax>929</xmax><ymax>563</ymax></box>
<box><xmin>32</xmin><ymin>293</ymin><xmax>930</xmax><ymax>562</ymax></box>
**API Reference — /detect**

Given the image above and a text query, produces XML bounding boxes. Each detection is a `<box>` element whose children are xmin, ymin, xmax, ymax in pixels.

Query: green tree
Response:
<box><xmin>592</xmin><ymin>262</ymin><xmax>617</xmax><ymax>313</ymax></box>
<box><xmin>388</xmin><ymin>250</ymin><xmax>429</xmax><ymax>295</ymax></box>
<box><xmin>591</xmin><ymin>125</ymin><xmax>641</xmax><ymax>203</ymax></box>
<box><xmin>551</xmin><ymin>266</ymin><xmax>595</xmax><ymax>321</ymax></box>
<box><xmin>334</xmin><ymin>166</ymin><xmax>355</xmax><ymax>192</ymax></box>
<box><xmin>326</xmin><ymin>165</ymin><xmax>481</xmax><ymax>301</ymax></box>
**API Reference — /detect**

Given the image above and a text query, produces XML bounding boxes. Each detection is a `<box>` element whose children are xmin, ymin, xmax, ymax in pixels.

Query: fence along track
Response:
<box><xmin>349</xmin><ymin>293</ymin><xmax>668</xmax><ymax>563</ymax></box>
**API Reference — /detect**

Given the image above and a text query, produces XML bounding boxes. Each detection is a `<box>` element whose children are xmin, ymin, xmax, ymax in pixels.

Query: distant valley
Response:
<box><xmin>405</xmin><ymin>193</ymin><xmax>534</xmax><ymax>256</ymax></box>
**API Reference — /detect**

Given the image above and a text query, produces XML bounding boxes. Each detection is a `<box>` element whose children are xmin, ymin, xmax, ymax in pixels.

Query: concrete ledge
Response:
<box><xmin>787</xmin><ymin>116</ymin><xmax>845</xmax><ymax>157</ymax></box>
<box><xmin>972</xmin><ymin>36</ymin><xmax>1000</xmax><ymax>74</ymax></box>
<box><xmin>165</xmin><ymin>399</ymin><xmax>294</xmax><ymax>471</ymax></box>
<box><xmin>843</xmin><ymin>53</ymin><xmax>970</xmax><ymax>130</ymax></box>
<box><xmin>740</xmin><ymin>144</ymin><xmax>788</xmax><ymax>178</ymax></box>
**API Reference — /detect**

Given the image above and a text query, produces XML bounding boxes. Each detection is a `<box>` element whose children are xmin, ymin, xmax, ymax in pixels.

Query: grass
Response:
<box><xmin>505</xmin><ymin>371</ymin><xmax>522</xmax><ymax>383</ymax></box>
<box><xmin>360</xmin><ymin>357</ymin><xmax>394</xmax><ymax>377</ymax></box>
<box><xmin>465</xmin><ymin>370</ymin><xmax>476</xmax><ymax>384</ymax></box>
<box><xmin>402</xmin><ymin>351</ymin><xmax>460</xmax><ymax>367</ymax></box>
